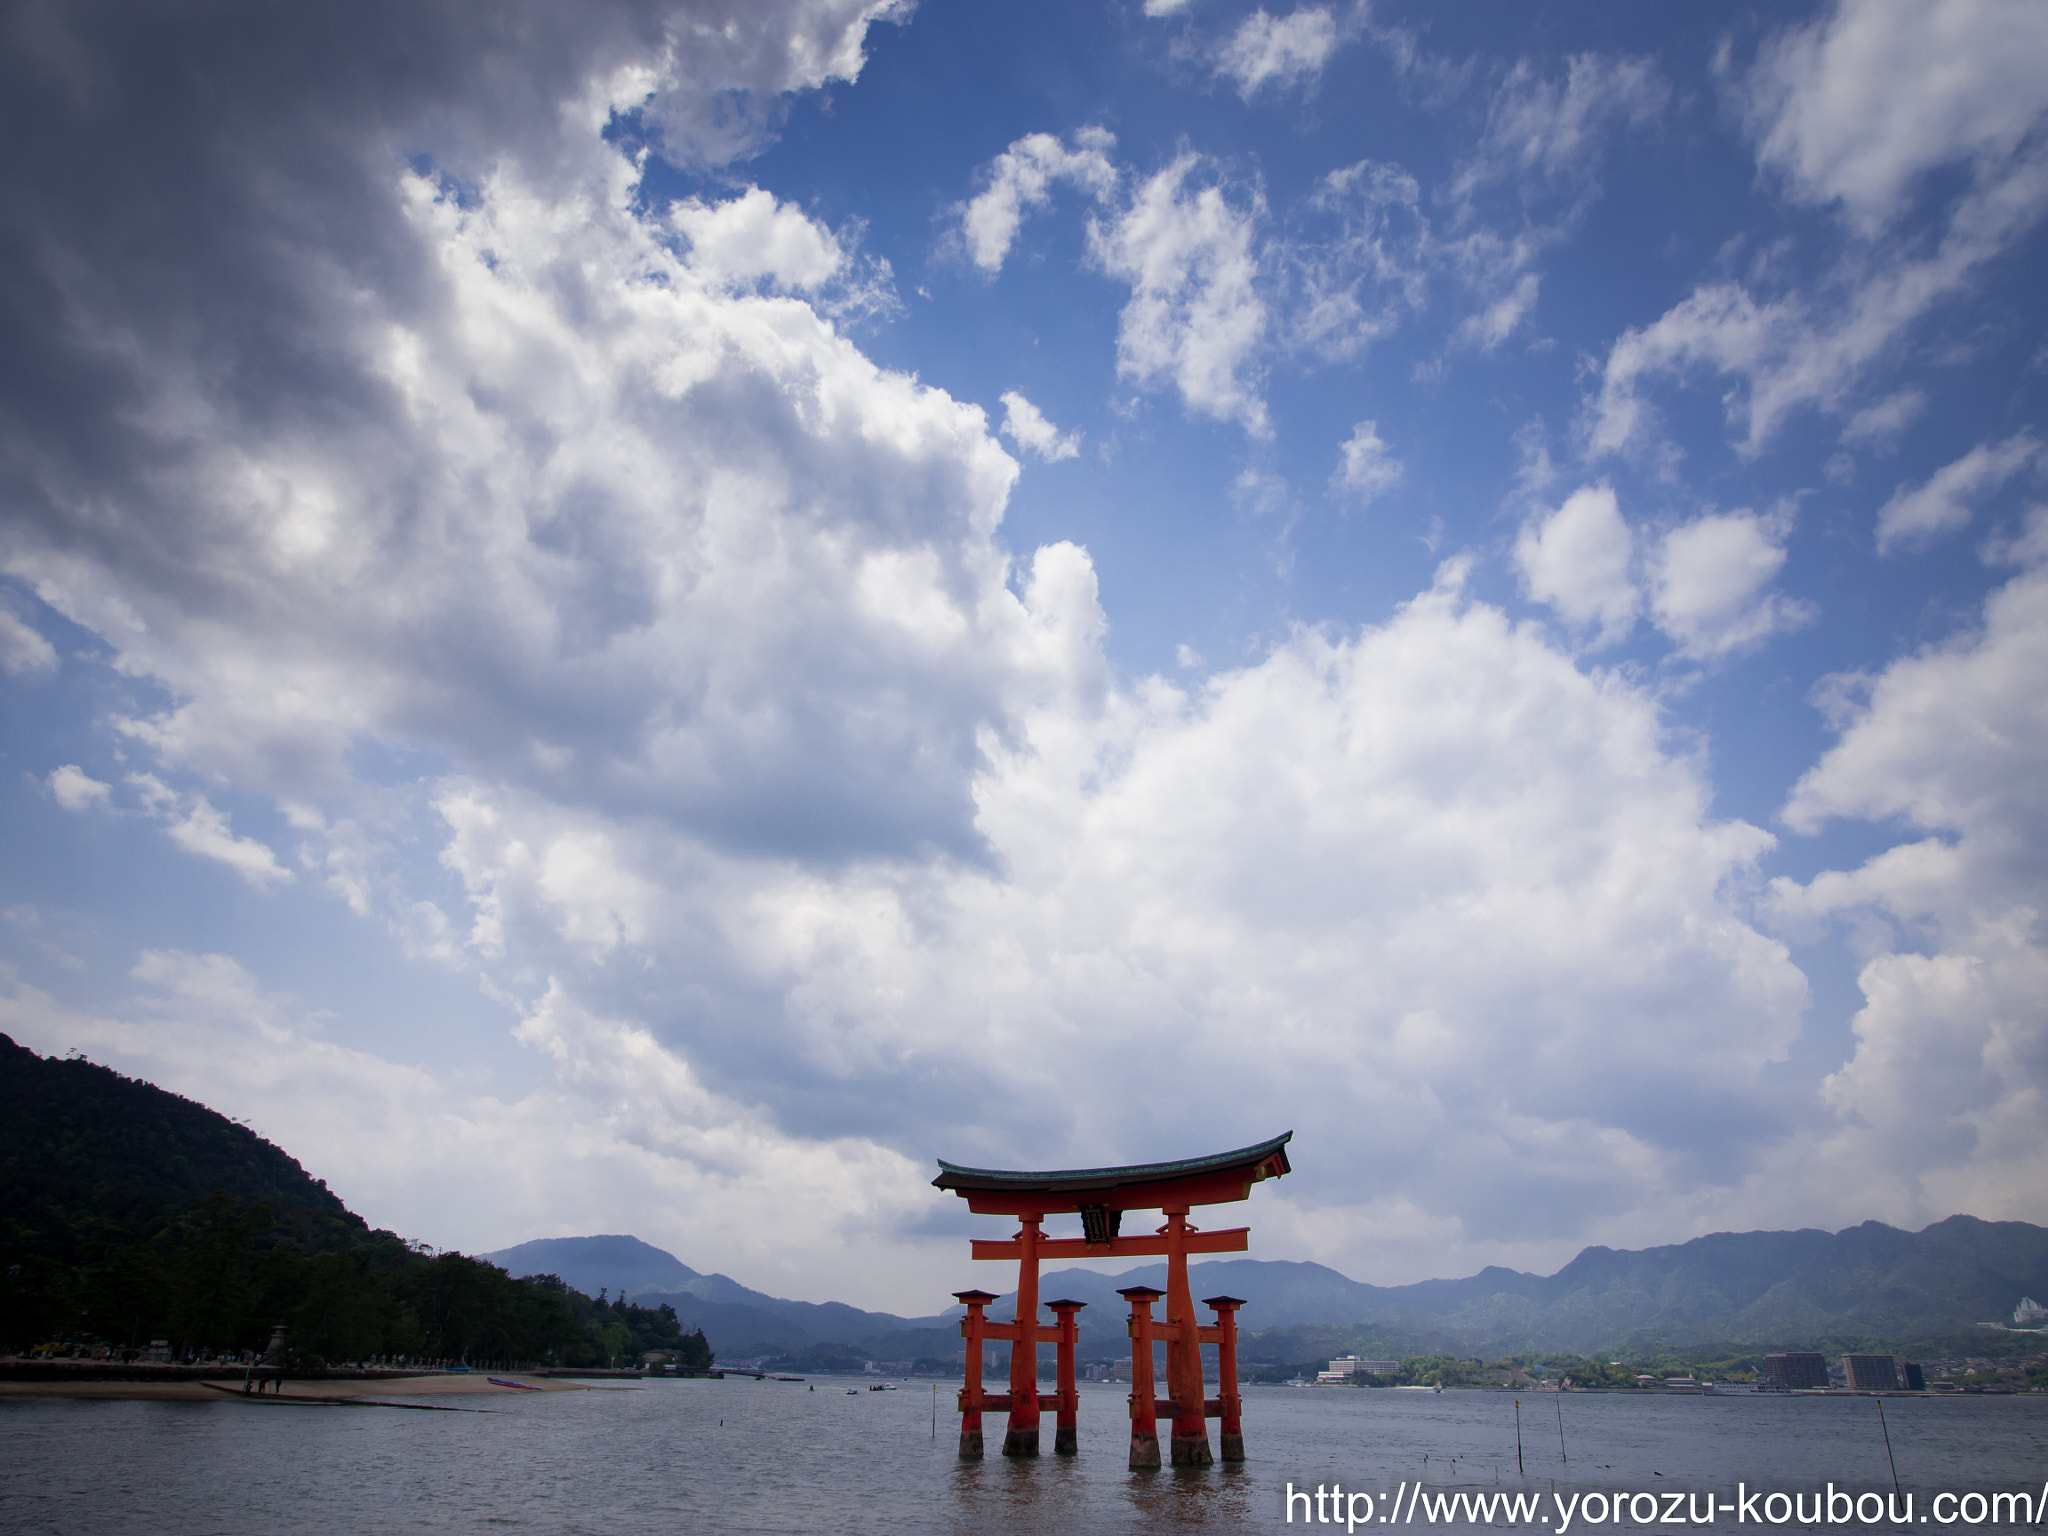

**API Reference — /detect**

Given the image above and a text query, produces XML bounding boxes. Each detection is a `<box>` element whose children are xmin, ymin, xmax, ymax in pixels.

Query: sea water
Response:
<box><xmin>2</xmin><ymin>1381</ymin><xmax>2043</xmax><ymax>1533</ymax></box>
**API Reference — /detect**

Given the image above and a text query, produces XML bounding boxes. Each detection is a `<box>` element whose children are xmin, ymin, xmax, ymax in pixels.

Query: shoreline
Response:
<box><xmin>0</xmin><ymin>1369</ymin><xmax>598</xmax><ymax>1403</ymax></box>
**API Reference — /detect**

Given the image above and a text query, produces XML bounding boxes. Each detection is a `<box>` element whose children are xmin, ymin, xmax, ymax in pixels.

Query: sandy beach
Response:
<box><xmin>0</xmin><ymin>1371</ymin><xmax>609</xmax><ymax>1403</ymax></box>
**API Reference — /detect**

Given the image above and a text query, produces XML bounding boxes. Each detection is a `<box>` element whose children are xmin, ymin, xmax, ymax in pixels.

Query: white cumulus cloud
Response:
<box><xmin>1332</xmin><ymin>420</ymin><xmax>1403</xmax><ymax>505</ymax></box>
<box><xmin>1514</xmin><ymin>484</ymin><xmax>1639</xmax><ymax>647</ymax></box>
<box><xmin>1741</xmin><ymin>0</ymin><xmax>2048</xmax><ymax>232</ymax></box>
<box><xmin>1650</xmin><ymin>509</ymin><xmax>1815</xmax><ymax>660</ymax></box>
<box><xmin>47</xmin><ymin>765</ymin><xmax>112</xmax><ymax>812</ymax></box>
<box><xmin>1875</xmin><ymin>432</ymin><xmax>2041</xmax><ymax>554</ymax></box>
<box><xmin>1089</xmin><ymin>155</ymin><xmax>1270</xmax><ymax>436</ymax></box>
<box><xmin>0</xmin><ymin>605</ymin><xmax>57</xmax><ymax>675</ymax></box>
<box><xmin>1767</xmin><ymin>529</ymin><xmax>2048</xmax><ymax>1227</ymax></box>
<box><xmin>670</xmin><ymin>187</ymin><xmax>845</xmax><ymax>291</ymax></box>
<box><xmin>1841</xmin><ymin>389</ymin><xmax>1928</xmax><ymax>450</ymax></box>
<box><xmin>999</xmin><ymin>391</ymin><xmax>1081</xmax><ymax>463</ymax></box>
<box><xmin>958</xmin><ymin>128</ymin><xmax>1119</xmax><ymax>274</ymax></box>
<box><xmin>1213</xmin><ymin>7</ymin><xmax>1342</xmax><ymax>100</ymax></box>
<box><xmin>127</xmin><ymin>774</ymin><xmax>294</xmax><ymax>889</ymax></box>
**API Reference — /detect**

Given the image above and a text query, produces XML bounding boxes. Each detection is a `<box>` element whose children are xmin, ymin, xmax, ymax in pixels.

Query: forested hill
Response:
<box><xmin>1</xmin><ymin>1032</ymin><xmax>361</xmax><ymax>1262</ymax></box>
<box><xmin>0</xmin><ymin>1035</ymin><xmax>707</xmax><ymax>1371</ymax></box>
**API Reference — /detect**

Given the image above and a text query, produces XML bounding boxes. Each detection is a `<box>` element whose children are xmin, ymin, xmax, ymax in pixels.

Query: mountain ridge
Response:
<box><xmin>489</xmin><ymin>1218</ymin><xmax>2048</xmax><ymax>1360</ymax></box>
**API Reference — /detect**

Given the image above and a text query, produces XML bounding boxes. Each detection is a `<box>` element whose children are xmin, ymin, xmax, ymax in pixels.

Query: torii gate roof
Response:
<box><xmin>932</xmin><ymin>1131</ymin><xmax>1291</xmax><ymax>1215</ymax></box>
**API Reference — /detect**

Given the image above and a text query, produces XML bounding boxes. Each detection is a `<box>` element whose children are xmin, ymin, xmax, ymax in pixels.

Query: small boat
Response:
<box><xmin>488</xmin><ymin>1378</ymin><xmax>542</xmax><ymax>1391</ymax></box>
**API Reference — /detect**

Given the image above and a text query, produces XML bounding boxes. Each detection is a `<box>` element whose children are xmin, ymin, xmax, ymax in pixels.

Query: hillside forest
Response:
<box><xmin>0</xmin><ymin>1035</ymin><xmax>710</xmax><ymax>1371</ymax></box>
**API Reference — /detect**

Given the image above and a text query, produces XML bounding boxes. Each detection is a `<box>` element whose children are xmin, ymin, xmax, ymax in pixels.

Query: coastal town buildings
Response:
<box><xmin>1842</xmin><ymin>1355</ymin><xmax>1900</xmax><ymax>1391</ymax></box>
<box><xmin>1758</xmin><ymin>1351</ymin><xmax>1830</xmax><ymax>1389</ymax></box>
<box><xmin>1317</xmin><ymin>1356</ymin><xmax>1400</xmax><ymax>1382</ymax></box>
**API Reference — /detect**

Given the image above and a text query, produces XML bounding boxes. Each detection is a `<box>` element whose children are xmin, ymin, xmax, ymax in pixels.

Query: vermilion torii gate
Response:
<box><xmin>934</xmin><ymin>1132</ymin><xmax>1292</xmax><ymax>1469</ymax></box>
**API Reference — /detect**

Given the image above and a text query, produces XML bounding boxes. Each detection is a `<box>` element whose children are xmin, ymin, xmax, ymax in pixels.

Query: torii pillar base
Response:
<box><xmin>1130</xmin><ymin>1424</ymin><xmax>1161</xmax><ymax>1469</ymax></box>
<box><xmin>1002</xmin><ymin>1427</ymin><xmax>1039</xmax><ymax>1458</ymax></box>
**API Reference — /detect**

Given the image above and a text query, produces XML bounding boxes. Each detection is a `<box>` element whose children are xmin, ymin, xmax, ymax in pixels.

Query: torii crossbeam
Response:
<box><xmin>934</xmin><ymin>1132</ymin><xmax>1291</xmax><ymax>1468</ymax></box>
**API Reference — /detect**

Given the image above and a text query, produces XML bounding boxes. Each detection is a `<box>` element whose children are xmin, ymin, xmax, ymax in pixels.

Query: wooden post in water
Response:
<box><xmin>1121</xmin><ymin>1286</ymin><xmax>1164</xmax><ymax>1469</ymax></box>
<box><xmin>1048</xmin><ymin>1300</ymin><xmax>1086</xmax><ymax>1454</ymax></box>
<box><xmin>954</xmin><ymin>1290</ymin><xmax>998</xmax><ymax>1459</ymax></box>
<box><xmin>1160</xmin><ymin>1208</ymin><xmax>1213</xmax><ymax>1467</ymax></box>
<box><xmin>1203</xmin><ymin>1296</ymin><xmax>1247</xmax><ymax>1462</ymax></box>
<box><xmin>1002</xmin><ymin>1217</ymin><xmax>1044</xmax><ymax>1457</ymax></box>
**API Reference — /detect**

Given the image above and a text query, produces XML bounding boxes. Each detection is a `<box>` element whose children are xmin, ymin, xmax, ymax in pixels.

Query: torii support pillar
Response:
<box><xmin>1203</xmin><ymin>1295</ymin><xmax>1247</xmax><ymax>1462</ymax></box>
<box><xmin>1002</xmin><ymin>1215</ymin><xmax>1044</xmax><ymax>1457</ymax></box>
<box><xmin>1048</xmin><ymin>1299</ymin><xmax>1086</xmax><ymax>1454</ymax></box>
<box><xmin>1160</xmin><ymin>1206</ymin><xmax>1213</xmax><ymax>1467</ymax></box>
<box><xmin>1120</xmin><ymin>1285</ymin><xmax>1164</xmax><ymax>1469</ymax></box>
<box><xmin>954</xmin><ymin>1289</ymin><xmax>998</xmax><ymax>1459</ymax></box>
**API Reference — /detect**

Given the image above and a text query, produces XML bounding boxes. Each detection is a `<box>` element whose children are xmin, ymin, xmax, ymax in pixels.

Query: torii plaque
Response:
<box><xmin>934</xmin><ymin>1131</ymin><xmax>1291</xmax><ymax>1468</ymax></box>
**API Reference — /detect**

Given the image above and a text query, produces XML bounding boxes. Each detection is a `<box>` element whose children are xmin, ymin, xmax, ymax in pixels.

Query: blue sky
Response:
<box><xmin>2</xmin><ymin>0</ymin><xmax>2045</xmax><ymax>1309</ymax></box>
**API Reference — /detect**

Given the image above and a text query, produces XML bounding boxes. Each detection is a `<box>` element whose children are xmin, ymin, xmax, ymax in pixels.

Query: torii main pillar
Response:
<box><xmin>934</xmin><ymin>1132</ymin><xmax>1292</xmax><ymax>1467</ymax></box>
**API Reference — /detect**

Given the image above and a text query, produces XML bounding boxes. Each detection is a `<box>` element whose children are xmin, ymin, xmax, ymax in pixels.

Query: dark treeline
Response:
<box><xmin>0</xmin><ymin>1035</ymin><xmax>710</xmax><ymax>1371</ymax></box>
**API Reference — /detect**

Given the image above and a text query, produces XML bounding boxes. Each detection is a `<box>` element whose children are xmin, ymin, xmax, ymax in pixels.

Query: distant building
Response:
<box><xmin>1902</xmin><ymin>1362</ymin><xmax>1926</xmax><ymax>1391</ymax></box>
<box><xmin>1759</xmin><ymin>1351</ymin><xmax>1830</xmax><ymax>1389</ymax></box>
<box><xmin>1843</xmin><ymin>1354</ymin><xmax>1899</xmax><ymax>1392</ymax></box>
<box><xmin>2015</xmin><ymin>1297</ymin><xmax>2048</xmax><ymax>1328</ymax></box>
<box><xmin>1318</xmin><ymin>1356</ymin><xmax>1400</xmax><ymax>1382</ymax></box>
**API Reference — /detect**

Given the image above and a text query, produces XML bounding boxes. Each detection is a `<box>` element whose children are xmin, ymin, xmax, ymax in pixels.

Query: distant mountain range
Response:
<box><xmin>12</xmin><ymin>1025</ymin><xmax>2038</xmax><ymax>1367</ymax></box>
<box><xmin>480</xmin><ymin>1234</ymin><xmax>955</xmax><ymax>1357</ymax></box>
<box><xmin>998</xmin><ymin>1217</ymin><xmax>2048</xmax><ymax>1359</ymax></box>
<box><xmin>486</xmin><ymin>1219</ymin><xmax>2048</xmax><ymax>1362</ymax></box>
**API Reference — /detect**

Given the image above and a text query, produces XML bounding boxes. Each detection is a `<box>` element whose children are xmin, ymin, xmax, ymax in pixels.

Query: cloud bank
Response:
<box><xmin>2</xmin><ymin>0</ymin><xmax>2043</xmax><ymax>1309</ymax></box>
